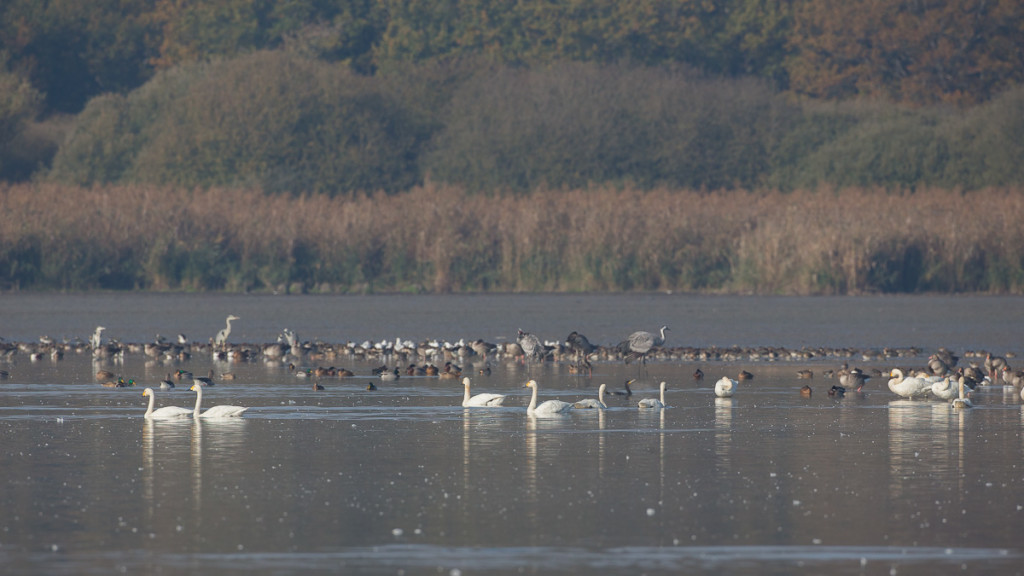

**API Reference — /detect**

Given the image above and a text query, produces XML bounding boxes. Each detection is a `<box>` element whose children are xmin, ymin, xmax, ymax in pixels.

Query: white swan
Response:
<box><xmin>930</xmin><ymin>376</ymin><xmax>958</xmax><ymax>400</ymax></box>
<box><xmin>525</xmin><ymin>379</ymin><xmax>573</xmax><ymax>416</ymax></box>
<box><xmin>638</xmin><ymin>381</ymin><xmax>667</xmax><ymax>408</ymax></box>
<box><xmin>714</xmin><ymin>376</ymin><xmax>737</xmax><ymax>398</ymax></box>
<box><xmin>462</xmin><ymin>376</ymin><xmax>506</xmax><ymax>407</ymax></box>
<box><xmin>574</xmin><ymin>384</ymin><xmax>608</xmax><ymax>409</ymax></box>
<box><xmin>951</xmin><ymin>376</ymin><xmax>973</xmax><ymax>409</ymax></box>
<box><xmin>888</xmin><ymin>368</ymin><xmax>931</xmax><ymax>399</ymax></box>
<box><xmin>190</xmin><ymin>383</ymin><xmax>248</xmax><ymax>418</ymax></box>
<box><xmin>142</xmin><ymin>388</ymin><xmax>192</xmax><ymax>420</ymax></box>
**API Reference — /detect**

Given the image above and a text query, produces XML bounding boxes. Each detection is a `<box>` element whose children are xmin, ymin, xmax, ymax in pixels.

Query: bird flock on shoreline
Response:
<box><xmin>3</xmin><ymin>317</ymin><xmax>1023</xmax><ymax>413</ymax></box>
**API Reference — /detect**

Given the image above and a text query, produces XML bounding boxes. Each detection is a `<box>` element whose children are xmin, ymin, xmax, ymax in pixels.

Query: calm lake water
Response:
<box><xmin>1</xmin><ymin>293</ymin><xmax>1023</xmax><ymax>575</ymax></box>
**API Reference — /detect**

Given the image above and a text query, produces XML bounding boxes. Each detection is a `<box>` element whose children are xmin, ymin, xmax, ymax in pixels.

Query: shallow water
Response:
<box><xmin>1</xmin><ymin>293</ymin><xmax>1023</xmax><ymax>575</ymax></box>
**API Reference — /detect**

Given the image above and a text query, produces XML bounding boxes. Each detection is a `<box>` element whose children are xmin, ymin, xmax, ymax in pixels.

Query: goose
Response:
<box><xmin>574</xmin><ymin>384</ymin><xmax>608</xmax><ymax>409</ymax></box>
<box><xmin>714</xmin><ymin>376</ymin><xmax>737</xmax><ymax>398</ymax></box>
<box><xmin>462</xmin><ymin>376</ymin><xmax>506</xmax><ymax>407</ymax></box>
<box><xmin>638</xmin><ymin>381</ymin><xmax>667</xmax><ymax>408</ymax></box>
<box><xmin>524</xmin><ymin>379</ymin><xmax>573</xmax><ymax>416</ymax></box>
<box><xmin>142</xmin><ymin>388</ymin><xmax>192</xmax><ymax>420</ymax></box>
<box><xmin>190</xmin><ymin>383</ymin><xmax>248</xmax><ymax>418</ymax></box>
<box><xmin>951</xmin><ymin>376</ymin><xmax>973</xmax><ymax>409</ymax></box>
<box><xmin>887</xmin><ymin>368</ymin><xmax>931</xmax><ymax>399</ymax></box>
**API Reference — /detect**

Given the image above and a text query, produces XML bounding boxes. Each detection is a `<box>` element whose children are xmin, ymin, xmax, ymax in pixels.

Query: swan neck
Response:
<box><xmin>193</xmin><ymin>385</ymin><xmax>203</xmax><ymax>417</ymax></box>
<box><xmin>145</xmin><ymin>393</ymin><xmax>155</xmax><ymax>417</ymax></box>
<box><xmin>527</xmin><ymin>383</ymin><xmax>538</xmax><ymax>411</ymax></box>
<box><xmin>463</xmin><ymin>383</ymin><xmax>471</xmax><ymax>404</ymax></box>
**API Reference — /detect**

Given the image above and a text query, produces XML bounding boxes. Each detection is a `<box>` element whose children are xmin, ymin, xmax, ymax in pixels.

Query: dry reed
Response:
<box><xmin>1</xmin><ymin>182</ymin><xmax>1021</xmax><ymax>293</ymax></box>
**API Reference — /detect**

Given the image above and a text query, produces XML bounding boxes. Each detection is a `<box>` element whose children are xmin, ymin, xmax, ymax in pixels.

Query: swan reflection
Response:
<box><xmin>887</xmin><ymin>400</ymin><xmax>956</xmax><ymax>498</ymax></box>
<box><xmin>714</xmin><ymin>397</ymin><xmax>735</xmax><ymax>473</ymax></box>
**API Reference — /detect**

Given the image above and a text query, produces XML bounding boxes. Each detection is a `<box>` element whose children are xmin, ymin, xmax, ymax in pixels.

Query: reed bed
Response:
<box><xmin>1</xmin><ymin>182</ymin><xmax>1021</xmax><ymax>294</ymax></box>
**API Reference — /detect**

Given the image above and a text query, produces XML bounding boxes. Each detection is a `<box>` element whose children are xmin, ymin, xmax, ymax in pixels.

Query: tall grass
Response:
<box><xmin>1</xmin><ymin>182</ymin><xmax>1022</xmax><ymax>294</ymax></box>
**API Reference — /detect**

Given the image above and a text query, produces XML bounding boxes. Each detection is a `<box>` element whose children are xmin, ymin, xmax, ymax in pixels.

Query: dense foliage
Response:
<box><xmin>3</xmin><ymin>183</ymin><xmax>1023</xmax><ymax>294</ymax></box>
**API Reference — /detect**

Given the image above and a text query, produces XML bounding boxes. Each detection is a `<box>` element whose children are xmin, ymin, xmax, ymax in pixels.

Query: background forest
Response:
<box><xmin>1</xmin><ymin>0</ymin><xmax>1023</xmax><ymax>293</ymax></box>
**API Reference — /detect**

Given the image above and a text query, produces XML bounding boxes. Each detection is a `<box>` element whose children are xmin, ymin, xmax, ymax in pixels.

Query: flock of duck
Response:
<box><xmin>3</xmin><ymin>318</ymin><xmax>1022</xmax><ymax>416</ymax></box>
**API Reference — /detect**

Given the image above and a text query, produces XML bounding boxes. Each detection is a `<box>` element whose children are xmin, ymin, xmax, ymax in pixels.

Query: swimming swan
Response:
<box><xmin>638</xmin><ymin>381</ymin><xmax>667</xmax><ymax>408</ymax></box>
<box><xmin>951</xmin><ymin>376</ymin><xmax>973</xmax><ymax>409</ymax></box>
<box><xmin>524</xmin><ymin>379</ymin><xmax>573</xmax><ymax>415</ymax></box>
<box><xmin>888</xmin><ymin>368</ymin><xmax>931</xmax><ymax>399</ymax></box>
<box><xmin>574</xmin><ymin>384</ymin><xmax>608</xmax><ymax>409</ymax></box>
<box><xmin>462</xmin><ymin>376</ymin><xmax>506</xmax><ymax>407</ymax></box>
<box><xmin>715</xmin><ymin>376</ymin><xmax>737</xmax><ymax>398</ymax></box>
<box><xmin>142</xmin><ymin>388</ymin><xmax>192</xmax><ymax>420</ymax></box>
<box><xmin>190</xmin><ymin>383</ymin><xmax>248</xmax><ymax>418</ymax></box>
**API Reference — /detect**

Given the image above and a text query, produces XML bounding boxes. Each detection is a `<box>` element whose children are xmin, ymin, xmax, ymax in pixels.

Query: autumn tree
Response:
<box><xmin>787</xmin><ymin>0</ymin><xmax>1024</xmax><ymax>106</ymax></box>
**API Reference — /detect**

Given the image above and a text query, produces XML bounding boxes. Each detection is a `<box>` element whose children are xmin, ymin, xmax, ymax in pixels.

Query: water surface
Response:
<box><xmin>1</xmin><ymin>293</ymin><xmax>1022</xmax><ymax>575</ymax></box>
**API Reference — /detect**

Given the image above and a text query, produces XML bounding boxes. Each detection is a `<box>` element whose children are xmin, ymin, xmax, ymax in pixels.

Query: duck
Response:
<box><xmin>638</xmin><ymin>381</ymin><xmax>668</xmax><ymax>408</ymax></box>
<box><xmin>796</xmin><ymin>369</ymin><xmax>813</xmax><ymax>379</ymax></box>
<box><xmin>800</xmin><ymin>385</ymin><xmax>812</xmax><ymax>397</ymax></box>
<box><xmin>693</xmin><ymin>368</ymin><xmax>704</xmax><ymax>381</ymax></box>
<box><xmin>524</xmin><ymin>379</ymin><xmax>573</xmax><ymax>416</ymax></box>
<box><xmin>312</xmin><ymin>381</ymin><xmax>325</xmax><ymax>391</ymax></box>
<box><xmin>738</xmin><ymin>370</ymin><xmax>754</xmax><ymax>381</ymax></box>
<box><xmin>159</xmin><ymin>373</ymin><xmax>175</xmax><ymax>390</ymax></box>
<box><xmin>379</xmin><ymin>367</ymin><xmax>400</xmax><ymax>382</ymax></box>
<box><xmin>190</xmin><ymin>383</ymin><xmax>247</xmax><ymax>418</ymax></box>
<box><xmin>366</xmin><ymin>382</ymin><xmax>377</xmax><ymax>391</ymax></box>
<box><xmin>887</xmin><ymin>368</ymin><xmax>931</xmax><ymax>399</ymax></box>
<box><xmin>193</xmin><ymin>369</ymin><xmax>215</xmax><ymax>387</ymax></box>
<box><xmin>828</xmin><ymin>385</ymin><xmax>845</xmax><ymax>397</ymax></box>
<box><xmin>462</xmin><ymin>376</ymin><xmax>506</xmax><ymax>407</ymax></box>
<box><xmin>714</xmin><ymin>376</ymin><xmax>737</xmax><ymax>398</ymax></box>
<box><xmin>573</xmin><ymin>384</ymin><xmax>608</xmax><ymax>409</ymax></box>
<box><xmin>142</xmin><ymin>388</ymin><xmax>192</xmax><ymax>420</ymax></box>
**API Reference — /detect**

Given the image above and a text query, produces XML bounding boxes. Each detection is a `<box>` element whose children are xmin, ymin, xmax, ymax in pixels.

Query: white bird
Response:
<box><xmin>462</xmin><ymin>376</ymin><xmax>506</xmax><ymax>407</ymax></box>
<box><xmin>887</xmin><ymin>368</ymin><xmax>931</xmax><ymax>399</ymax></box>
<box><xmin>930</xmin><ymin>376</ymin><xmax>958</xmax><ymax>400</ymax></box>
<box><xmin>574</xmin><ymin>384</ymin><xmax>608</xmax><ymax>409</ymax></box>
<box><xmin>190</xmin><ymin>383</ymin><xmax>248</xmax><ymax>418</ymax></box>
<box><xmin>951</xmin><ymin>376</ymin><xmax>973</xmax><ymax>409</ymax></box>
<box><xmin>142</xmin><ymin>388</ymin><xmax>192</xmax><ymax>420</ymax></box>
<box><xmin>524</xmin><ymin>379</ymin><xmax>573</xmax><ymax>416</ymax></box>
<box><xmin>214</xmin><ymin>314</ymin><xmax>240</xmax><ymax>348</ymax></box>
<box><xmin>714</xmin><ymin>376</ymin><xmax>737</xmax><ymax>398</ymax></box>
<box><xmin>90</xmin><ymin>326</ymin><xmax>106</xmax><ymax>350</ymax></box>
<box><xmin>638</xmin><ymin>381</ymin><xmax>668</xmax><ymax>408</ymax></box>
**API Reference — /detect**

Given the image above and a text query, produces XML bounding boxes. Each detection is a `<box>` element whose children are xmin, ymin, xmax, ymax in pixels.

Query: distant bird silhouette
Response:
<box><xmin>565</xmin><ymin>331</ymin><xmax>596</xmax><ymax>375</ymax></box>
<box><xmin>618</xmin><ymin>325</ymin><xmax>669</xmax><ymax>365</ymax></box>
<box><xmin>985</xmin><ymin>353</ymin><xmax>1008</xmax><ymax>383</ymax></box>
<box><xmin>693</xmin><ymin>368</ymin><xmax>704</xmax><ymax>381</ymax></box>
<box><xmin>214</xmin><ymin>315</ymin><xmax>240</xmax><ymax>348</ymax></box>
<box><xmin>517</xmin><ymin>329</ymin><xmax>544</xmax><ymax>362</ymax></box>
